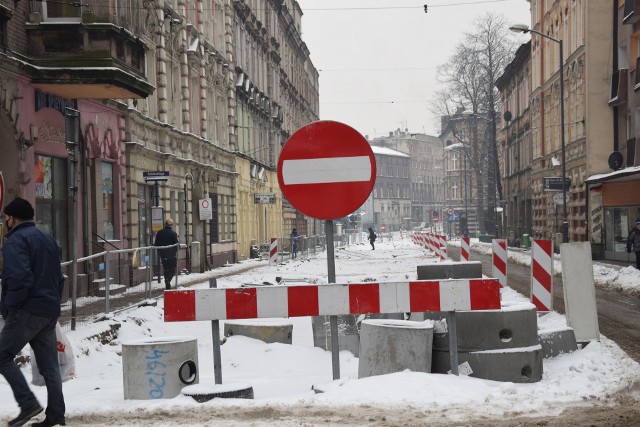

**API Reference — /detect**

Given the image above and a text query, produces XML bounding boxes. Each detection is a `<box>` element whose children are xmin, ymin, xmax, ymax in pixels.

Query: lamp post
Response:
<box><xmin>510</xmin><ymin>24</ymin><xmax>568</xmax><ymax>243</ymax></box>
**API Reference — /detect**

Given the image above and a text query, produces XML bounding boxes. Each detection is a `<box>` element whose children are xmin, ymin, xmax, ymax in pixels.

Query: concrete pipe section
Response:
<box><xmin>423</xmin><ymin>304</ymin><xmax>543</xmax><ymax>383</ymax></box>
<box><xmin>426</xmin><ymin>303</ymin><xmax>539</xmax><ymax>352</ymax></box>
<box><xmin>224</xmin><ymin>319</ymin><xmax>293</xmax><ymax>344</ymax></box>
<box><xmin>431</xmin><ymin>345</ymin><xmax>543</xmax><ymax>383</ymax></box>
<box><xmin>122</xmin><ymin>336</ymin><xmax>198</xmax><ymax>399</ymax></box>
<box><xmin>358</xmin><ymin>319</ymin><xmax>434</xmax><ymax>379</ymax></box>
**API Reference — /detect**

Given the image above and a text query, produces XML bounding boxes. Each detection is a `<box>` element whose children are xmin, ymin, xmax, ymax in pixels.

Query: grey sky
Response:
<box><xmin>296</xmin><ymin>0</ymin><xmax>531</xmax><ymax>138</ymax></box>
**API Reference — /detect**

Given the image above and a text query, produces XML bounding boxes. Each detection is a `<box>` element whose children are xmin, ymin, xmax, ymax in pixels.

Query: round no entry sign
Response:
<box><xmin>277</xmin><ymin>121</ymin><xmax>376</xmax><ymax>220</ymax></box>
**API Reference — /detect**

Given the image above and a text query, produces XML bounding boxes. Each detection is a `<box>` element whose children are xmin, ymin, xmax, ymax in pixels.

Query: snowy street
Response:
<box><xmin>1</xmin><ymin>236</ymin><xmax>639</xmax><ymax>426</ymax></box>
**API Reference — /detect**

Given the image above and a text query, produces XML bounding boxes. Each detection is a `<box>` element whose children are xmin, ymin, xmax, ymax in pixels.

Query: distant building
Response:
<box><xmin>369</xmin><ymin>130</ymin><xmax>444</xmax><ymax>229</ymax></box>
<box><xmin>360</xmin><ymin>145</ymin><xmax>411</xmax><ymax>232</ymax></box>
<box><xmin>440</xmin><ymin>114</ymin><xmax>495</xmax><ymax>237</ymax></box>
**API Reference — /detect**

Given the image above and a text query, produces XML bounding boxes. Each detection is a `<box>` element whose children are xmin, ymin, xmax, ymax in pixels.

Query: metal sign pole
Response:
<box><xmin>447</xmin><ymin>311</ymin><xmax>459</xmax><ymax>375</ymax></box>
<box><xmin>64</xmin><ymin>108</ymin><xmax>80</xmax><ymax>330</ymax></box>
<box><xmin>325</xmin><ymin>220</ymin><xmax>340</xmax><ymax>380</ymax></box>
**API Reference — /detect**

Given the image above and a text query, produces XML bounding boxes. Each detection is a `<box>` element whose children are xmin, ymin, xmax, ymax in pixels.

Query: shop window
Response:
<box><xmin>34</xmin><ymin>155</ymin><xmax>68</xmax><ymax>259</ymax></box>
<box><xmin>604</xmin><ymin>206</ymin><xmax>640</xmax><ymax>252</ymax></box>
<box><xmin>90</xmin><ymin>161</ymin><xmax>115</xmax><ymax>240</ymax></box>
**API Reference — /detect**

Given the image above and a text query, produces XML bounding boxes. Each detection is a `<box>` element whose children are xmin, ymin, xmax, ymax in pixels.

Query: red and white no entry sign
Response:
<box><xmin>277</xmin><ymin>121</ymin><xmax>376</xmax><ymax>220</ymax></box>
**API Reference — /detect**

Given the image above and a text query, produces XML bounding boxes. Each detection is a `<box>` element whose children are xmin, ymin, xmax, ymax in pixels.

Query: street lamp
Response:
<box><xmin>509</xmin><ymin>24</ymin><xmax>568</xmax><ymax>243</ymax></box>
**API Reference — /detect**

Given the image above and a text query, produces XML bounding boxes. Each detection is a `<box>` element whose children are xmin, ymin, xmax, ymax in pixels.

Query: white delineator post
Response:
<box><xmin>460</xmin><ymin>237</ymin><xmax>471</xmax><ymax>262</ymax></box>
<box><xmin>269</xmin><ymin>238</ymin><xmax>278</xmax><ymax>265</ymax></box>
<box><xmin>492</xmin><ymin>239</ymin><xmax>508</xmax><ymax>287</ymax></box>
<box><xmin>531</xmin><ymin>239</ymin><xmax>553</xmax><ymax>311</ymax></box>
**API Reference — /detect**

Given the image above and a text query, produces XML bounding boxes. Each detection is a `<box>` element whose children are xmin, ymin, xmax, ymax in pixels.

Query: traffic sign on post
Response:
<box><xmin>277</xmin><ymin>121</ymin><xmax>376</xmax><ymax>220</ymax></box>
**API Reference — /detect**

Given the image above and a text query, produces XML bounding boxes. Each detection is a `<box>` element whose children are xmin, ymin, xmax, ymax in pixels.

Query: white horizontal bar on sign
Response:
<box><xmin>282</xmin><ymin>156</ymin><xmax>371</xmax><ymax>185</ymax></box>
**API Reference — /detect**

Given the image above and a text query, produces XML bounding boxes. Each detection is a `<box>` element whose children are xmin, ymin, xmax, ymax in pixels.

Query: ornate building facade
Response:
<box><xmin>527</xmin><ymin>0</ymin><xmax>611</xmax><ymax>243</ymax></box>
<box><xmin>496</xmin><ymin>41</ymin><xmax>533</xmax><ymax>244</ymax></box>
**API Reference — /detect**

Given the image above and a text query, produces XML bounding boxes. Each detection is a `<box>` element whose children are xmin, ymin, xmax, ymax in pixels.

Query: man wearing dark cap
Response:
<box><xmin>0</xmin><ymin>197</ymin><xmax>66</xmax><ymax>426</ymax></box>
<box><xmin>154</xmin><ymin>217</ymin><xmax>179</xmax><ymax>289</ymax></box>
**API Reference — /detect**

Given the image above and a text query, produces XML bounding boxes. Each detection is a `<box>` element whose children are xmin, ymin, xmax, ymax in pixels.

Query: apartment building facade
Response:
<box><xmin>496</xmin><ymin>41</ymin><xmax>533</xmax><ymax>244</ymax></box>
<box><xmin>0</xmin><ymin>0</ymin><xmax>318</xmax><ymax>268</ymax></box>
<box><xmin>585</xmin><ymin>1</ymin><xmax>640</xmax><ymax>262</ymax></box>
<box><xmin>527</xmin><ymin>0</ymin><xmax>612</xmax><ymax>243</ymax></box>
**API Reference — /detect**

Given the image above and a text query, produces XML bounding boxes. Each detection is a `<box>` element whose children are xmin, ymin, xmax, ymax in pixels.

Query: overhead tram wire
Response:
<box><xmin>42</xmin><ymin>0</ymin><xmax>517</xmax><ymax>13</ymax></box>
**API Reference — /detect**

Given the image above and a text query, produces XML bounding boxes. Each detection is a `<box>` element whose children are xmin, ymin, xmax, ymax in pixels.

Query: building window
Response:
<box><xmin>34</xmin><ymin>155</ymin><xmax>68</xmax><ymax>259</ymax></box>
<box><xmin>137</xmin><ymin>183</ymin><xmax>153</xmax><ymax>252</ymax></box>
<box><xmin>43</xmin><ymin>0</ymin><xmax>81</xmax><ymax>21</ymax></box>
<box><xmin>101</xmin><ymin>161</ymin><xmax>115</xmax><ymax>240</ymax></box>
<box><xmin>0</xmin><ymin>5</ymin><xmax>11</xmax><ymax>52</ymax></box>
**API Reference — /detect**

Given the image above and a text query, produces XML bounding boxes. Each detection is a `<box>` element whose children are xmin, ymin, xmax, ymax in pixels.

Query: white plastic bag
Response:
<box><xmin>31</xmin><ymin>322</ymin><xmax>75</xmax><ymax>386</ymax></box>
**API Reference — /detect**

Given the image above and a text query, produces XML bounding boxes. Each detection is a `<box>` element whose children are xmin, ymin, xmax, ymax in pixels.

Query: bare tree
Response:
<box><xmin>434</xmin><ymin>13</ymin><xmax>517</xmax><ymax>236</ymax></box>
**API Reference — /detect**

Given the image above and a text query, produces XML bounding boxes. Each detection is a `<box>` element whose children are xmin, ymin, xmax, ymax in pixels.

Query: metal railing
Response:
<box><xmin>57</xmin><ymin>232</ymin><xmax>371</xmax><ymax>331</ymax></box>
<box><xmin>59</xmin><ymin>243</ymin><xmax>183</xmax><ymax>331</ymax></box>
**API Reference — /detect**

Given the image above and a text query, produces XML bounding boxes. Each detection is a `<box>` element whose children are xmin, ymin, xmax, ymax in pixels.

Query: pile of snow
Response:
<box><xmin>1</xmin><ymin>237</ymin><xmax>639</xmax><ymax>425</ymax></box>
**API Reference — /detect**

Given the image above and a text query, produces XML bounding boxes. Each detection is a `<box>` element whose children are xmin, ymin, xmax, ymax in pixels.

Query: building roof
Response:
<box><xmin>370</xmin><ymin>145</ymin><xmax>410</xmax><ymax>157</ymax></box>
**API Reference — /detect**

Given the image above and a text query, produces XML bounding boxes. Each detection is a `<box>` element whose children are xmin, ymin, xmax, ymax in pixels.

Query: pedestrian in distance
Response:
<box><xmin>0</xmin><ymin>197</ymin><xmax>66</xmax><ymax>427</ymax></box>
<box><xmin>627</xmin><ymin>218</ymin><xmax>640</xmax><ymax>270</ymax></box>
<box><xmin>290</xmin><ymin>228</ymin><xmax>298</xmax><ymax>259</ymax></box>
<box><xmin>368</xmin><ymin>227</ymin><xmax>377</xmax><ymax>250</ymax></box>
<box><xmin>154</xmin><ymin>217</ymin><xmax>179</xmax><ymax>290</ymax></box>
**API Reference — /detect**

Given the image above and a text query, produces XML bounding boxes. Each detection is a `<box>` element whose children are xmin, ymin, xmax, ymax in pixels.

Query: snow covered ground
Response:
<box><xmin>1</xmin><ymin>236</ymin><xmax>639</xmax><ymax>426</ymax></box>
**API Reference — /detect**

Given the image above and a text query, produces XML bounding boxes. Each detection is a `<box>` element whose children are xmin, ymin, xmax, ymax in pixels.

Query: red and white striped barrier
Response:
<box><xmin>492</xmin><ymin>239</ymin><xmax>508</xmax><ymax>287</ymax></box>
<box><xmin>439</xmin><ymin>234</ymin><xmax>447</xmax><ymax>260</ymax></box>
<box><xmin>531</xmin><ymin>239</ymin><xmax>553</xmax><ymax>311</ymax></box>
<box><xmin>460</xmin><ymin>237</ymin><xmax>471</xmax><ymax>261</ymax></box>
<box><xmin>164</xmin><ymin>278</ymin><xmax>502</xmax><ymax>321</ymax></box>
<box><xmin>269</xmin><ymin>238</ymin><xmax>278</xmax><ymax>265</ymax></box>
<box><xmin>428</xmin><ymin>233</ymin><xmax>435</xmax><ymax>253</ymax></box>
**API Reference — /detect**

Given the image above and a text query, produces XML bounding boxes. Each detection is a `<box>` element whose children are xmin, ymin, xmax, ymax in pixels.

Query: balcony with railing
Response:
<box><xmin>23</xmin><ymin>0</ymin><xmax>155</xmax><ymax>99</ymax></box>
<box><xmin>608</xmin><ymin>68</ymin><xmax>628</xmax><ymax>106</ymax></box>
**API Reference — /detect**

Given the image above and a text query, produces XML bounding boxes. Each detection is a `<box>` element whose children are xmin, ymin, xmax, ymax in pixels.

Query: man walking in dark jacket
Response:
<box><xmin>0</xmin><ymin>197</ymin><xmax>66</xmax><ymax>427</ymax></box>
<box><xmin>154</xmin><ymin>217</ymin><xmax>179</xmax><ymax>289</ymax></box>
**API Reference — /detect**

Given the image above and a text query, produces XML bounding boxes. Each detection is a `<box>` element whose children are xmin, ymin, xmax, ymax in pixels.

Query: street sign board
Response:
<box><xmin>254</xmin><ymin>193</ymin><xmax>276</xmax><ymax>204</ymax></box>
<box><xmin>199</xmin><ymin>198</ymin><xmax>213</xmax><ymax>220</ymax></box>
<box><xmin>552</xmin><ymin>193</ymin><xmax>566</xmax><ymax>205</ymax></box>
<box><xmin>143</xmin><ymin>171</ymin><xmax>169</xmax><ymax>182</ymax></box>
<box><xmin>544</xmin><ymin>177</ymin><xmax>570</xmax><ymax>192</ymax></box>
<box><xmin>277</xmin><ymin>121</ymin><xmax>376</xmax><ymax>220</ymax></box>
<box><xmin>448</xmin><ymin>214</ymin><xmax>460</xmax><ymax>222</ymax></box>
<box><xmin>151</xmin><ymin>206</ymin><xmax>165</xmax><ymax>232</ymax></box>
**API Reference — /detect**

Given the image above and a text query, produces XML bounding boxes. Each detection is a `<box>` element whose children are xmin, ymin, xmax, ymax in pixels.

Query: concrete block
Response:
<box><xmin>421</xmin><ymin>305</ymin><xmax>539</xmax><ymax>351</ymax></box>
<box><xmin>122</xmin><ymin>336</ymin><xmax>199</xmax><ymax>399</ymax></box>
<box><xmin>417</xmin><ymin>261</ymin><xmax>483</xmax><ymax>280</ymax></box>
<box><xmin>538</xmin><ymin>328</ymin><xmax>578</xmax><ymax>359</ymax></box>
<box><xmin>312</xmin><ymin>315</ymin><xmax>360</xmax><ymax>356</ymax></box>
<box><xmin>224</xmin><ymin>319</ymin><xmax>293</xmax><ymax>344</ymax></box>
<box><xmin>358</xmin><ymin>319</ymin><xmax>434</xmax><ymax>379</ymax></box>
<box><xmin>432</xmin><ymin>345</ymin><xmax>543</xmax><ymax>383</ymax></box>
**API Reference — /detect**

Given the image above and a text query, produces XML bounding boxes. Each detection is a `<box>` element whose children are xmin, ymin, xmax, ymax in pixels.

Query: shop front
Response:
<box><xmin>587</xmin><ymin>167</ymin><xmax>640</xmax><ymax>262</ymax></box>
